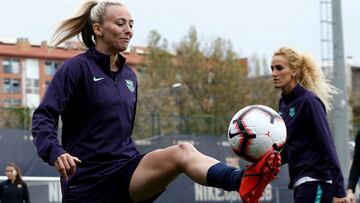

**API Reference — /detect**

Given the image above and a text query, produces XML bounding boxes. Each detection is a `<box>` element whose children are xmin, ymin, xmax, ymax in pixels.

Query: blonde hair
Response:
<box><xmin>273</xmin><ymin>47</ymin><xmax>338</xmax><ymax>112</ymax></box>
<box><xmin>50</xmin><ymin>0</ymin><xmax>123</xmax><ymax>48</ymax></box>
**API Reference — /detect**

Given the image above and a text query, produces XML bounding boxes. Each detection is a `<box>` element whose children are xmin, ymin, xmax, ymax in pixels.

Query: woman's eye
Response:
<box><xmin>116</xmin><ymin>19</ymin><xmax>125</xmax><ymax>26</ymax></box>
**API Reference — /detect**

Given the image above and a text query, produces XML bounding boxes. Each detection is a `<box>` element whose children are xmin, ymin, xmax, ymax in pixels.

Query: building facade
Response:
<box><xmin>0</xmin><ymin>38</ymin><xmax>145</xmax><ymax>108</ymax></box>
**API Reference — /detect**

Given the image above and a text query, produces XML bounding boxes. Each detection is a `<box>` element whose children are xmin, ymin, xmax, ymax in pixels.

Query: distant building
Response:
<box><xmin>351</xmin><ymin>65</ymin><xmax>360</xmax><ymax>93</ymax></box>
<box><xmin>0</xmin><ymin>38</ymin><xmax>145</xmax><ymax>108</ymax></box>
<box><xmin>351</xmin><ymin>65</ymin><xmax>360</xmax><ymax>130</ymax></box>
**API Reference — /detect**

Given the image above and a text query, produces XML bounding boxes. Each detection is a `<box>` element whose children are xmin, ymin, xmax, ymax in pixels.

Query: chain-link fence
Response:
<box><xmin>0</xmin><ymin>107</ymin><xmax>233</xmax><ymax>139</ymax></box>
<box><xmin>0</xmin><ymin>107</ymin><xmax>31</xmax><ymax>129</ymax></box>
<box><xmin>133</xmin><ymin>113</ymin><xmax>232</xmax><ymax>139</ymax></box>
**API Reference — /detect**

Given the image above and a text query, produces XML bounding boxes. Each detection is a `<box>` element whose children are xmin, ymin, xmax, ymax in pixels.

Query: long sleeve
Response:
<box><xmin>23</xmin><ymin>182</ymin><xmax>30</xmax><ymax>203</ymax></box>
<box><xmin>280</xmin><ymin>144</ymin><xmax>288</xmax><ymax>165</ymax></box>
<box><xmin>32</xmin><ymin>61</ymin><xmax>78</xmax><ymax>165</ymax></box>
<box><xmin>348</xmin><ymin>130</ymin><xmax>360</xmax><ymax>192</ymax></box>
<box><xmin>0</xmin><ymin>182</ymin><xmax>2</xmax><ymax>201</ymax></box>
<box><xmin>306</xmin><ymin>98</ymin><xmax>346</xmax><ymax>197</ymax></box>
<box><xmin>278</xmin><ymin>100</ymin><xmax>289</xmax><ymax>165</ymax></box>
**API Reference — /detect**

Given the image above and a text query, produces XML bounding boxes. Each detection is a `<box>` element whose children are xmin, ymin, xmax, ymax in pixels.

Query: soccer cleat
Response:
<box><xmin>239</xmin><ymin>150</ymin><xmax>281</xmax><ymax>203</ymax></box>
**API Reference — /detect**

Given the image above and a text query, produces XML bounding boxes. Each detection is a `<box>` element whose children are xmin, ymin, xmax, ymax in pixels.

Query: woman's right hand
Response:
<box><xmin>54</xmin><ymin>153</ymin><xmax>81</xmax><ymax>180</ymax></box>
<box><xmin>346</xmin><ymin>189</ymin><xmax>355</xmax><ymax>203</ymax></box>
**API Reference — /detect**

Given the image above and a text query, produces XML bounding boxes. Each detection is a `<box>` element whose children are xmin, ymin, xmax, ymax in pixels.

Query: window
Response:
<box><xmin>1</xmin><ymin>99</ymin><xmax>22</xmax><ymax>107</ymax></box>
<box><xmin>3</xmin><ymin>78</ymin><xmax>21</xmax><ymax>93</ymax></box>
<box><xmin>3</xmin><ymin>58</ymin><xmax>20</xmax><ymax>74</ymax></box>
<box><xmin>26</xmin><ymin>79</ymin><xmax>39</xmax><ymax>94</ymax></box>
<box><xmin>44</xmin><ymin>80</ymin><xmax>51</xmax><ymax>89</ymax></box>
<box><xmin>45</xmin><ymin>61</ymin><xmax>61</xmax><ymax>76</ymax></box>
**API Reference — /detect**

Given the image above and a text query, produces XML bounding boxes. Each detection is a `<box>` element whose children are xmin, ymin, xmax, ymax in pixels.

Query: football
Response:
<box><xmin>227</xmin><ymin>105</ymin><xmax>287</xmax><ymax>162</ymax></box>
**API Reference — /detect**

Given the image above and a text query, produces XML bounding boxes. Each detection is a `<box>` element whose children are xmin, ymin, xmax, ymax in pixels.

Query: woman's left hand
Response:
<box><xmin>333</xmin><ymin>197</ymin><xmax>349</xmax><ymax>203</ymax></box>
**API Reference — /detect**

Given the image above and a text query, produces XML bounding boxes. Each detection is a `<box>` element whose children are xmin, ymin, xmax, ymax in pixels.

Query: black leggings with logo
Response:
<box><xmin>294</xmin><ymin>181</ymin><xmax>334</xmax><ymax>203</ymax></box>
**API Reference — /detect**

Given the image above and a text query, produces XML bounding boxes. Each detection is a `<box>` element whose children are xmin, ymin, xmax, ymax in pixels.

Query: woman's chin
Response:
<box><xmin>273</xmin><ymin>84</ymin><xmax>282</xmax><ymax>89</ymax></box>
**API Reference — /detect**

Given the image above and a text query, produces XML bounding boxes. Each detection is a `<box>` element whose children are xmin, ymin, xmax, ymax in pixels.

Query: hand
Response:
<box><xmin>54</xmin><ymin>153</ymin><xmax>81</xmax><ymax>180</ymax></box>
<box><xmin>333</xmin><ymin>196</ymin><xmax>349</xmax><ymax>203</ymax></box>
<box><xmin>346</xmin><ymin>189</ymin><xmax>355</xmax><ymax>203</ymax></box>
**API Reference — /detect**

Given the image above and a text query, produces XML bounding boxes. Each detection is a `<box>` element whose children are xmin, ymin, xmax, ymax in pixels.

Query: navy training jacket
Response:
<box><xmin>279</xmin><ymin>84</ymin><xmax>346</xmax><ymax>197</ymax></box>
<box><xmin>32</xmin><ymin>47</ymin><xmax>139</xmax><ymax>170</ymax></box>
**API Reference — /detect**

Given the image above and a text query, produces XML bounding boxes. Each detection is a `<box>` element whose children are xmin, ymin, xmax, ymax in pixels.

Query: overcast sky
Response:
<box><xmin>1</xmin><ymin>0</ymin><xmax>359</xmax><ymax>65</ymax></box>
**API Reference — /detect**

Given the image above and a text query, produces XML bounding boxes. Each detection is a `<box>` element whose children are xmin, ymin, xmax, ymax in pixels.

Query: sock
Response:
<box><xmin>206</xmin><ymin>162</ymin><xmax>243</xmax><ymax>191</ymax></box>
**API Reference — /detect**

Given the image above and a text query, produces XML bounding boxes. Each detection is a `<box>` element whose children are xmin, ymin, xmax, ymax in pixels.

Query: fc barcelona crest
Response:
<box><xmin>289</xmin><ymin>107</ymin><xmax>296</xmax><ymax>118</ymax></box>
<box><xmin>125</xmin><ymin>79</ymin><xmax>135</xmax><ymax>92</ymax></box>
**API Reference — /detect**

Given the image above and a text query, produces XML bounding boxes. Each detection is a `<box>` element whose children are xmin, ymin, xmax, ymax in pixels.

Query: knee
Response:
<box><xmin>173</xmin><ymin>143</ymin><xmax>198</xmax><ymax>162</ymax></box>
<box><xmin>177</xmin><ymin>142</ymin><xmax>197</xmax><ymax>153</ymax></box>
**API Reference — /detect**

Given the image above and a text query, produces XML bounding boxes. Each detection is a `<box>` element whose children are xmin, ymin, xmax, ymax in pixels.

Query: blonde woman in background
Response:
<box><xmin>271</xmin><ymin>46</ymin><xmax>347</xmax><ymax>203</ymax></box>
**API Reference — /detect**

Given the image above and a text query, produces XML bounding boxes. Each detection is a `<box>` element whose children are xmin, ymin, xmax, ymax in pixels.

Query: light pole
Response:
<box><xmin>171</xmin><ymin>83</ymin><xmax>184</xmax><ymax>134</ymax></box>
<box><xmin>330</xmin><ymin>0</ymin><xmax>350</xmax><ymax>178</ymax></box>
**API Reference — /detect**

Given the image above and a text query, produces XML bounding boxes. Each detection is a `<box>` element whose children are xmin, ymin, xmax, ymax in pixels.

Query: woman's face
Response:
<box><xmin>271</xmin><ymin>55</ymin><xmax>297</xmax><ymax>94</ymax></box>
<box><xmin>95</xmin><ymin>5</ymin><xmax>134</xmax><ymax>54</ymax></box>
<box><xmin>5</xmin><ymin>166</ymin><xmax>17</xmax><ymax>181</ymax></box>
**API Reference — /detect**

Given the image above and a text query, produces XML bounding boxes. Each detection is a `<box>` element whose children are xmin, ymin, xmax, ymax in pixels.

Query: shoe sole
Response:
<box><xmin>241</xmin><ymin>152</ymin><xmax>281</xmax><ymax>203</ymax></box>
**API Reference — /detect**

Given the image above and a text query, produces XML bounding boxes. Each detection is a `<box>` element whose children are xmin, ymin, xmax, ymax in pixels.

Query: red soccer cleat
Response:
<box><xmin>239</xmin><ymin>150</ymin><xmax>281</xmax><ymax>203</ymax></box>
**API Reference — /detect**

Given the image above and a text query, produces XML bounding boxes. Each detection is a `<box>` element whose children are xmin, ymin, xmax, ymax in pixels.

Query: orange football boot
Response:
<box><xmin>239</xmin><ymin>150</ymin><xmax>281</xmax><ymax>203</ymax></box>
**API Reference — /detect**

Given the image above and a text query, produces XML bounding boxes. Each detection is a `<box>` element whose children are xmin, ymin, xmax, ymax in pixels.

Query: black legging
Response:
<box><xmin>294</xmin><ymin>181</ymin><xmax>334</xmax><ymax>203</ymax></box>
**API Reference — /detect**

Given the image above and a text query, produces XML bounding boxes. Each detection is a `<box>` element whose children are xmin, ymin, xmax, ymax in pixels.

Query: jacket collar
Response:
<box><xmin>88</xmin><ymin>47</ymin><xmax>126</xmax><ymax>74</ymax></box>
<box><xmin>282</xmin><ymin>83</ymin><xmax>306</xmax><ymax>104</ymax></box>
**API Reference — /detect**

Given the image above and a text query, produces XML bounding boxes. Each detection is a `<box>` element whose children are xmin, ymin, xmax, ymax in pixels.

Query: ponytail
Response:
<box><xmin>50</xmin><ymin>0</ymin><xmax>123</xmax><ymax>49</ymax></box>
<box><xmin>299</xmin><ymin>53</ymin><xmax>338</xmax><ymax>112</ymax></box>
<box><xmin>50</xmin><ymin>1</ymin><xmax>98</xmax><ymax>48</ymax></box>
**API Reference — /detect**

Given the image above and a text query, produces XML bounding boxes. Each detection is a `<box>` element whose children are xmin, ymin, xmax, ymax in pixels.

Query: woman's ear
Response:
<box><xmin>292</xmin><ymin>67</ymin><xmax>299</xmax><ymax>78</ymax></box>
<box><xmin>93</xmin><ymin>23</ymin><xmax>103</xmax><ymax>36</ymax></box>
